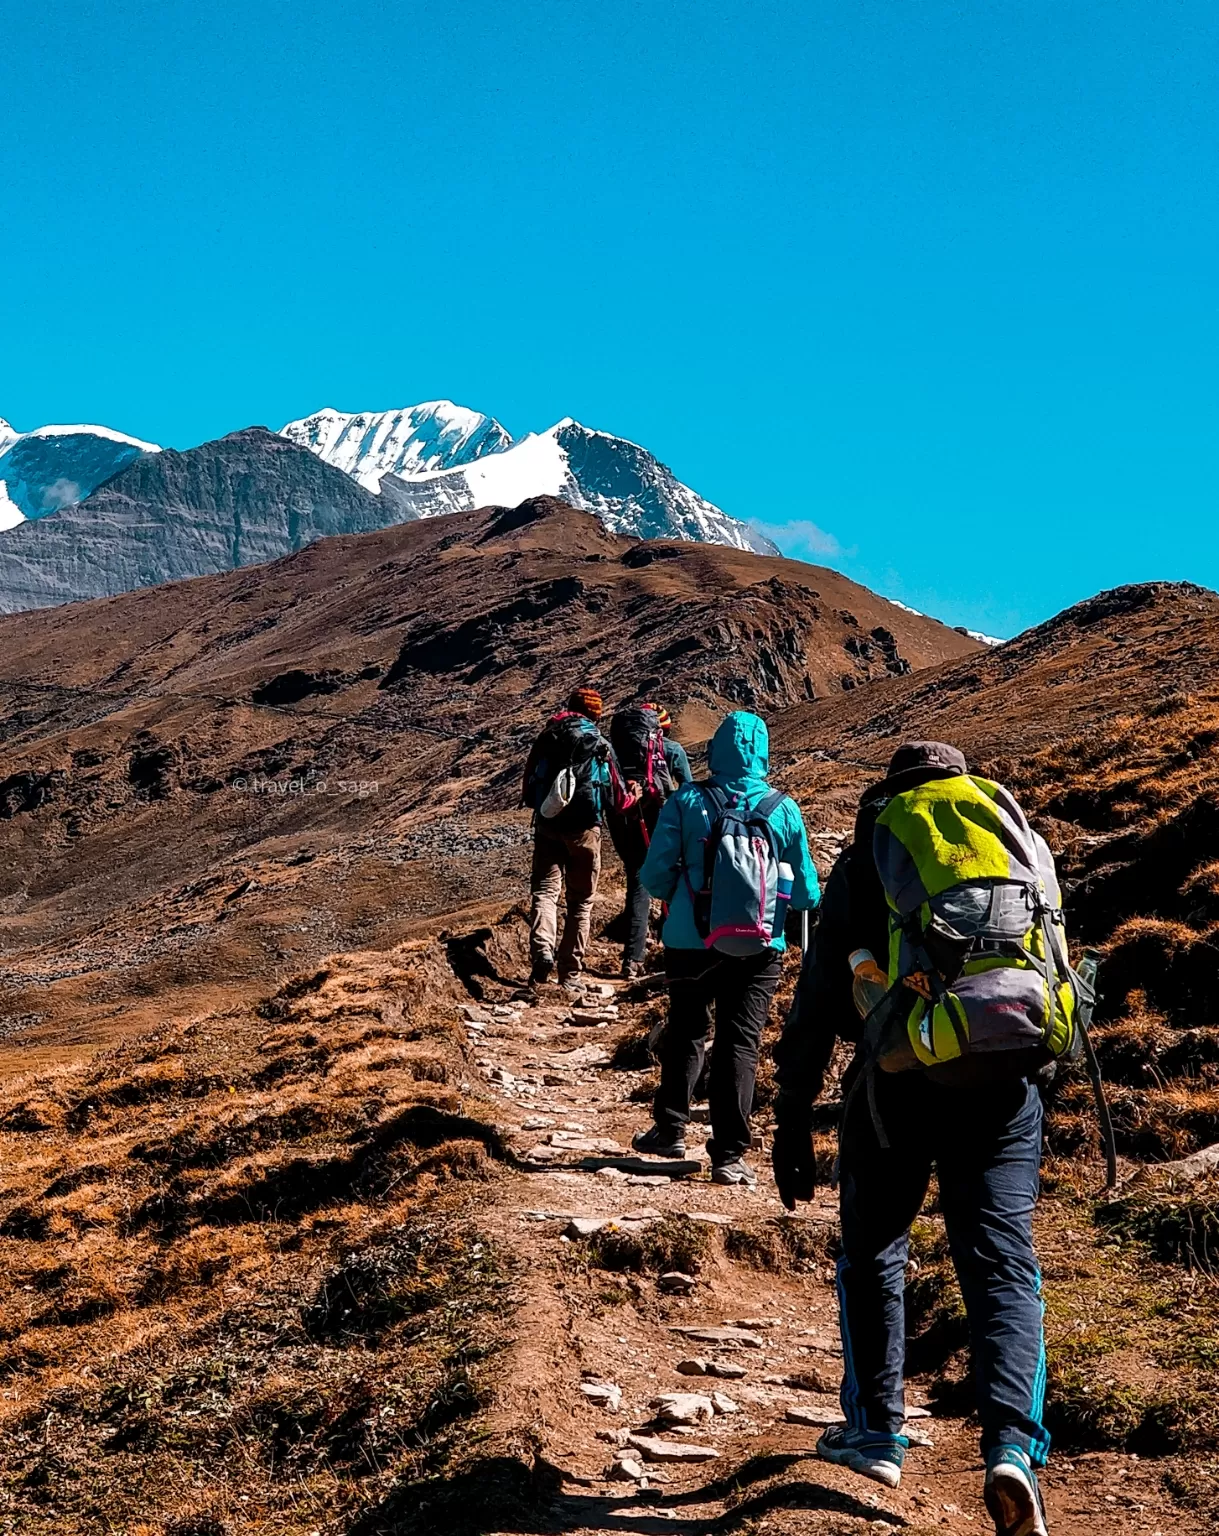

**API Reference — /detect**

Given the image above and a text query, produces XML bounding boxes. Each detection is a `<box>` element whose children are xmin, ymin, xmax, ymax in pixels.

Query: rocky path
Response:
<box><xmin>452</xmin><ymin>925</ymin><xmax>1200</xmax><ymax>1536</ymax></box>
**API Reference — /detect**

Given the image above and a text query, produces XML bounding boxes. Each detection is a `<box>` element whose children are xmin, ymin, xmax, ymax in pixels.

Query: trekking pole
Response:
<box><xmin>1076</xmin><ymin>949</ymin><xmax>1118</xmax><ymax>1191</ymax></box>
<box><xmin>801</xmin><ymin>909</ymin><xmax>809</xmax><ymax>952</ymax></box>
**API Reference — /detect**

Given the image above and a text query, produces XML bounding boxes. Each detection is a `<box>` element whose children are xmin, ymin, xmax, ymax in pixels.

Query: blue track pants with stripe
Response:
<box><xmin>836</xmin><ymin>1072</ymin><xmax>1049</xmax><ymax>1466</ymax></box>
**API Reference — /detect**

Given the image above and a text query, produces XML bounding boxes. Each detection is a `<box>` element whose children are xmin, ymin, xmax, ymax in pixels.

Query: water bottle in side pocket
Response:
<box><xmin>774</xmin><ymin>860</ymin><xmax>794</xmax><ymax>940</ymax></box>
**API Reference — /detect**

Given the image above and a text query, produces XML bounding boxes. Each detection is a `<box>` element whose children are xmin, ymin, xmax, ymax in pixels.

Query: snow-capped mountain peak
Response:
<box><xmin>280</xmin><ymin>401</ymin><xmax>513</xmax><ymax>493</ymax></box>
<box><xmin>23</xmin><ymin>423</ymin><xmax>160</xmax><ymax>452</ymax></box>
<box><xmin>282</xmin><ymin>402</ymin><xmax>777</xmax><ymax>555</ymax></box>
<box><xmin>0</xmin><ymin>419</ymin><xmax>162</xmax><ymax>525</ymax></box>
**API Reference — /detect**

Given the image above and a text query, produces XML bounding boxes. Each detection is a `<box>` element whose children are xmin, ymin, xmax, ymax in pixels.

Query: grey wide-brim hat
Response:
<box><xmin>879</xmin><ymin>739</ymin><xmax>969</xmax><ymax>794</ymax></box>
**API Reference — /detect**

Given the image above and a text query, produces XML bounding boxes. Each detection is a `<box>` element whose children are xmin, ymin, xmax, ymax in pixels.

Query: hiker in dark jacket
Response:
<box><xmin>772</xmin><ymin>779</ymin><xmax>891</xmax><ymax>1122</ymax></box>
<box><xmin>772</xmin><ymin>742</ymin><xmax>1055</xmax><ymax>1536</ymax></box>
<box><xmin>632</xmin><ymin>711</ymin><xmax>819</xmax><ymax>1187</ymax></box>
<box><xmin>606</xmin><ymin>702</ymin><xmax>693</xmax><ymax>979</ymax></box>
<box><xmin>522</xmin><ymin>687</ymin><xmax>639</xmax><ymax>991</ymax></box>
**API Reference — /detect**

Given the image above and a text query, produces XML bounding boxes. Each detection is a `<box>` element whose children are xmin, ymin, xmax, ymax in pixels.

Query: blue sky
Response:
<box><xmin>2</xmin><ymin>1</ymin><xmax>1216</xmax><ymax>637</ymax></box>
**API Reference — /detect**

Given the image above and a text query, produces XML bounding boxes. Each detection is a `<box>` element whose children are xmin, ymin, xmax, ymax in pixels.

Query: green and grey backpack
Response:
<box><xmin>863</xmin><ymin>773</ymin><xmax>1114</xmax><ymax>1182</ymax></box>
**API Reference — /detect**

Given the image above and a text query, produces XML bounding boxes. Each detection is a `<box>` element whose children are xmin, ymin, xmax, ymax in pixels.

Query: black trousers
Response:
<box><xmin>653</xmin><ymin>947</ymin><xmax>782</xmax><ymax>1164</ymax></box>
<box><xmin>608</xmin><ymin>804</ymin><xmax>661</xmax><ymax>967</ymax></box>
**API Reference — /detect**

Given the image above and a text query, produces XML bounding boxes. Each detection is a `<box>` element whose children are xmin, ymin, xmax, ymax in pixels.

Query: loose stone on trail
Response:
<box><xmin>565</xmin><ymin>1216</ymin><xmax>611</xmax><ymax>1238</ymax></box>
<box><xmin>658</xmin><ymin>1271</ymin><xmax>697</xmax><ymax>1294</ymax></box>
<box><xmin>577</xmin><ymin>1156</ymin><xmax>702</xmax><ymax>1178</ymax></box>
<box><xmin>650</xmin><ymin>1392</ymin><xmax>714</xmax><ymax>1425</ymax></box>
<box><xmin>580</xmin><ymin>1382</ymin><xmax>623</xmax><ymax>1412</ymax></box>
<box><xmin>626</xmin><ymin>1433</ymin><xmax>720</xmax><ymax>1463</ymax></box>
<box><xmin>785</xmin><ymin>1404</ymin><xmax>842</xmax><ymax>1427</ymax></box>
<box><xmin>675</xmin><ymin>1358</ymin><xmax>748</xmax><ymax>1380</ymax></box>
<box><xmin>606</xmin><ymin>1456</ymin><xmax>648</xmax><ymax>1482</ymax></box>
<box><xmin>670</xmin><ymin>1325</ymin><xmax>765</xmax><ymax>1349</ymax></box>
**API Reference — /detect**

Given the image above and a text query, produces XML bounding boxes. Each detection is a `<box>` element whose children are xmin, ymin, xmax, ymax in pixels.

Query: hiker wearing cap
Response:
<box><xmin>606</xmin><ymin>701</ymin><xmax>693</xmax><ymax>979</ymax></box>
<box><xmin>631</xmin><ymin>710</ymin><xmax>819</xmax><ymax>1186</ymax></box>
<box><xmin>522</xmin><ymin>688</ymin><xmax>640</xmax><ymax>990</ymax></box>
<box><xmin>772</xmin><ymin>741</ymin><xmax>1098</xmax><ymax>1536</ymax></box>
<box><xmin>653</xmin><ymin>704</ymin><xmax>693</xmax><ymax>790</ymax></box>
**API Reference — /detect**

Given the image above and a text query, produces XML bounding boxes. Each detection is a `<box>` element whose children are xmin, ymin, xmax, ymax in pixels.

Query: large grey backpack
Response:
<box><xmin>687</xmin><ymin>787</ymin><xmax>793</xmax><ymax>955</ymax></box>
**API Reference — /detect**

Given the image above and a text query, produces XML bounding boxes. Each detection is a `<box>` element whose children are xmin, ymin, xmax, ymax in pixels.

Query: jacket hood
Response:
<box><xmin>708</xmin><ymin>711</ymin><xmax>769</xmax><ymax>782</ymax></box>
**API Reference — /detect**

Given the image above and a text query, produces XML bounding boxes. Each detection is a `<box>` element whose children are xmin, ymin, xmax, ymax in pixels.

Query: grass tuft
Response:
<box><xmin>583</xmin><ymin>1215</ymin><xmax>711</xmax><ymax>1275</ymax></box>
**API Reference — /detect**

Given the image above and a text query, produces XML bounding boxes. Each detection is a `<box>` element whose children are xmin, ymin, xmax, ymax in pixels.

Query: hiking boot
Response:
<box><xmin>529</xmin><ymin>954</ymin><xmax>555</xmax><ymax>986</ymax></box>
<box><xmin>984</xmin><ymin>1448</ymin><xmax>1048</xmax><ymax>1536</ymax></box>
<box><xmin>621</xmin><ymin>959</ymin><xmax>643</xmax><ymax>980</ymax></box>
<box><xmin>711</xmin><ymin>1158</ymin><xmax>757</xmax><ymax>1188</ymax></box>
<box><xmin>631</xmin><ymin>1125</ymin><xmax>686</xmax><ymax>1159</ymax></box>
<box><xmin>816</xmin><ymin>1424</ymin><xmax>907</xmax><ymax>1489</ymax></box>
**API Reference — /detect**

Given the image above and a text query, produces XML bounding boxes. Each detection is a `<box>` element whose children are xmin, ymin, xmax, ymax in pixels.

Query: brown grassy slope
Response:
<box><xmin>759</xmin><ymin>582</ymin><xmax>1219</xmax><ymax>1497</ymax></box>
<box><xmin>0</xmin><ymin>920</ymin><xmax>520</xmax><ymax>1533</ymax></box>
<box><xmin>0</xmin><ymin>496</ymin><xmax>975</xmax><ymax>1056</ymax></box>
<box><xmin>768</xmin><ymin>579</ymin><xmax>1219</xmax><ymax>1162</ymax></box>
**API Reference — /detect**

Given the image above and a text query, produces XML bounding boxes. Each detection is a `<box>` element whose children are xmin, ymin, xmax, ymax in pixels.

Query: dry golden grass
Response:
<box><xmin>0</xmin><ymin>939</ymin><xmax>514</xmax><ymax>1533</ymax></box>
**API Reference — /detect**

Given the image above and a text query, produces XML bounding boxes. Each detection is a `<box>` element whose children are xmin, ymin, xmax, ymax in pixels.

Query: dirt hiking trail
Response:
<box><xmin>428</xmin><ymin>899</ymin><xmax>1203</xmax><ymax>1536</ymax></box>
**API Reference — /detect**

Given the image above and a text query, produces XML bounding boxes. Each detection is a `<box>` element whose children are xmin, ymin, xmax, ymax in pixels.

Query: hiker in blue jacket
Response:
<box><xmin>632</xmin><ymin>710</ymin><xmax>819</xmax><ymax>1186</ymax></box>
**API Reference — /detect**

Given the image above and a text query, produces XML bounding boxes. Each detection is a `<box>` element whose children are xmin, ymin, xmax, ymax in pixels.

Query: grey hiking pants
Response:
<box><xmin>529</xmin><ymin>824</ymin><xmax>601</xmax><ymax>979</ymax></box>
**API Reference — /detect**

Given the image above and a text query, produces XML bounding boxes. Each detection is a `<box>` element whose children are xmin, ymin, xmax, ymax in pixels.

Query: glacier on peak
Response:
<box><xmin>280</xmin><ymin>401</ymin><xmax>513</xmax><ymax>493</ymax></box>
<box><xmin>0</xmin><ymin>420</ymin><xmax>161</xmax><ymax>523</ymax></box>
<box><xmin>281</xmin><ymin>404</ymin><xmax>776</xmax><ymax>555</ymax></box>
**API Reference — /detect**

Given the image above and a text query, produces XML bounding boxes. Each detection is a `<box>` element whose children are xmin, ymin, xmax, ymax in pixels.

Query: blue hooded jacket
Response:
<box><xmin>639</xmin><ymin>710</ymin><xmax>820</xmax><ymax>951</ymax></box>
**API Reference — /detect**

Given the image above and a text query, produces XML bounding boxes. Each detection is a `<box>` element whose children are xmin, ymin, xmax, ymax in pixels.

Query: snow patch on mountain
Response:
<box><xmin>0</xmin><ymin>483</ymin><xmax>25</xmax><ymax>531</ymax></box>
<box><xmin>281</xmin><ymin>402</ymin><xmax>512</xmax><ymax>492</ymax></box>
<box><xmin>23</xmin><ymin>423</ymin><xmax>160</xmax><ymax>452</ymax></box>
<box><xmin>885</xmin><ymin>594</ymin><xmax>1003</xmax><ymax>646</ymax></box>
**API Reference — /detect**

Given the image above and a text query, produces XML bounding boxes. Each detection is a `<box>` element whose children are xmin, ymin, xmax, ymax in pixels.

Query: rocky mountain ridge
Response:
<box><xmin>0</xmin><ymin>428</ymin><xmax>394</xmax><ymax>613</ymax></box>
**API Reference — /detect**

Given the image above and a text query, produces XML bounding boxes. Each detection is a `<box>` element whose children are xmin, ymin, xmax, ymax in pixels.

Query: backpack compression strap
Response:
<box><xmin>698</xmin><ymin>787</ymin><xmax>789</xmax><ymax>890</ymax></box>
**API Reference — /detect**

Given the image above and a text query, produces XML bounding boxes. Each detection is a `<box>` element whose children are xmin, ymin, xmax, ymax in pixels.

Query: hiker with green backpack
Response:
<box><xmin>631</xmin><ymin>710</ymin><xmax>819</xmax><ymax>1186</ymax></box>
<box><xmin>772</xmin><ymin>741</ymin><xmax>1111</xmax><ymax>1536</ymax></box>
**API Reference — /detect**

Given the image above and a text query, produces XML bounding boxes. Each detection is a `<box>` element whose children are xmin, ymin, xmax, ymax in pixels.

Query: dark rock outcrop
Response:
<box><xmin>0</xmin><ymin>429</ymin><xmax>391</xmax><ymax>614</ymax></box>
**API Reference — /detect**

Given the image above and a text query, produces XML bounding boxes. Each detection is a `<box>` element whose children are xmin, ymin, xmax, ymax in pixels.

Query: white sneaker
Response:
<box><xmin>984</xmin><ymin>1448</ymin><xmax>1048</xmax><ymax>1536</ymax></box>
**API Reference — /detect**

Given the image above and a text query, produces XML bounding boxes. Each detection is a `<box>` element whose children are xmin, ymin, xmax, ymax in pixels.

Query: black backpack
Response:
<box><xmin>609</xmin><ymin>707</ymin><xmax>674</xmax><ymax>805</ymax></box>
<box><xmin>525</xmin><ymin>716</ymin><xmax>607</xmax><ymax>832</ymax></box>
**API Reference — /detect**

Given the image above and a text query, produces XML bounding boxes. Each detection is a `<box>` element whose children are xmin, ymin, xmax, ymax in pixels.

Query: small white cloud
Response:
<box><xmin>756</xmin><ymin>518</ymin><xmax>843</xmax><ymax>561</ymax></box>
<box><xmin>41</xmin><ymin>478</ymin><xmax>81</xmax><ymax>512</ymax></box>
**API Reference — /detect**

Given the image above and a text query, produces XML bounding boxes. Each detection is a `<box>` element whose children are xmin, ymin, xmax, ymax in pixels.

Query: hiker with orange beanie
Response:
<box><xmin>522</xmin><ymin>687</ymin><xmax>639</xmax><ymax>991</ymax></box>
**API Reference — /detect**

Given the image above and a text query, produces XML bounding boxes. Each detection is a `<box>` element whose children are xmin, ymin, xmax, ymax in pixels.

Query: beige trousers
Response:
<box><xmin>530</xmin><ymin>824</ymin><xmax>602</xmax><ymax>979</ymax></box>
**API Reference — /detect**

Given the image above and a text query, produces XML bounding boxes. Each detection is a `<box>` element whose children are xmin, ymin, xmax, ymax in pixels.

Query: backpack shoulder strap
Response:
<box><xmin>753</xmin><ymin>789</ymin><xmax>788</xmax><ymax>821</ymax></box>
<box><xmin>693</xmin><ymin>784</ymin><xmax>731</xmax><ymax>894</ymax></box>
<box><xmin>696</xmin><ymin>783</ymin><xmax>730</xmax><ymax>820</ymax></box>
